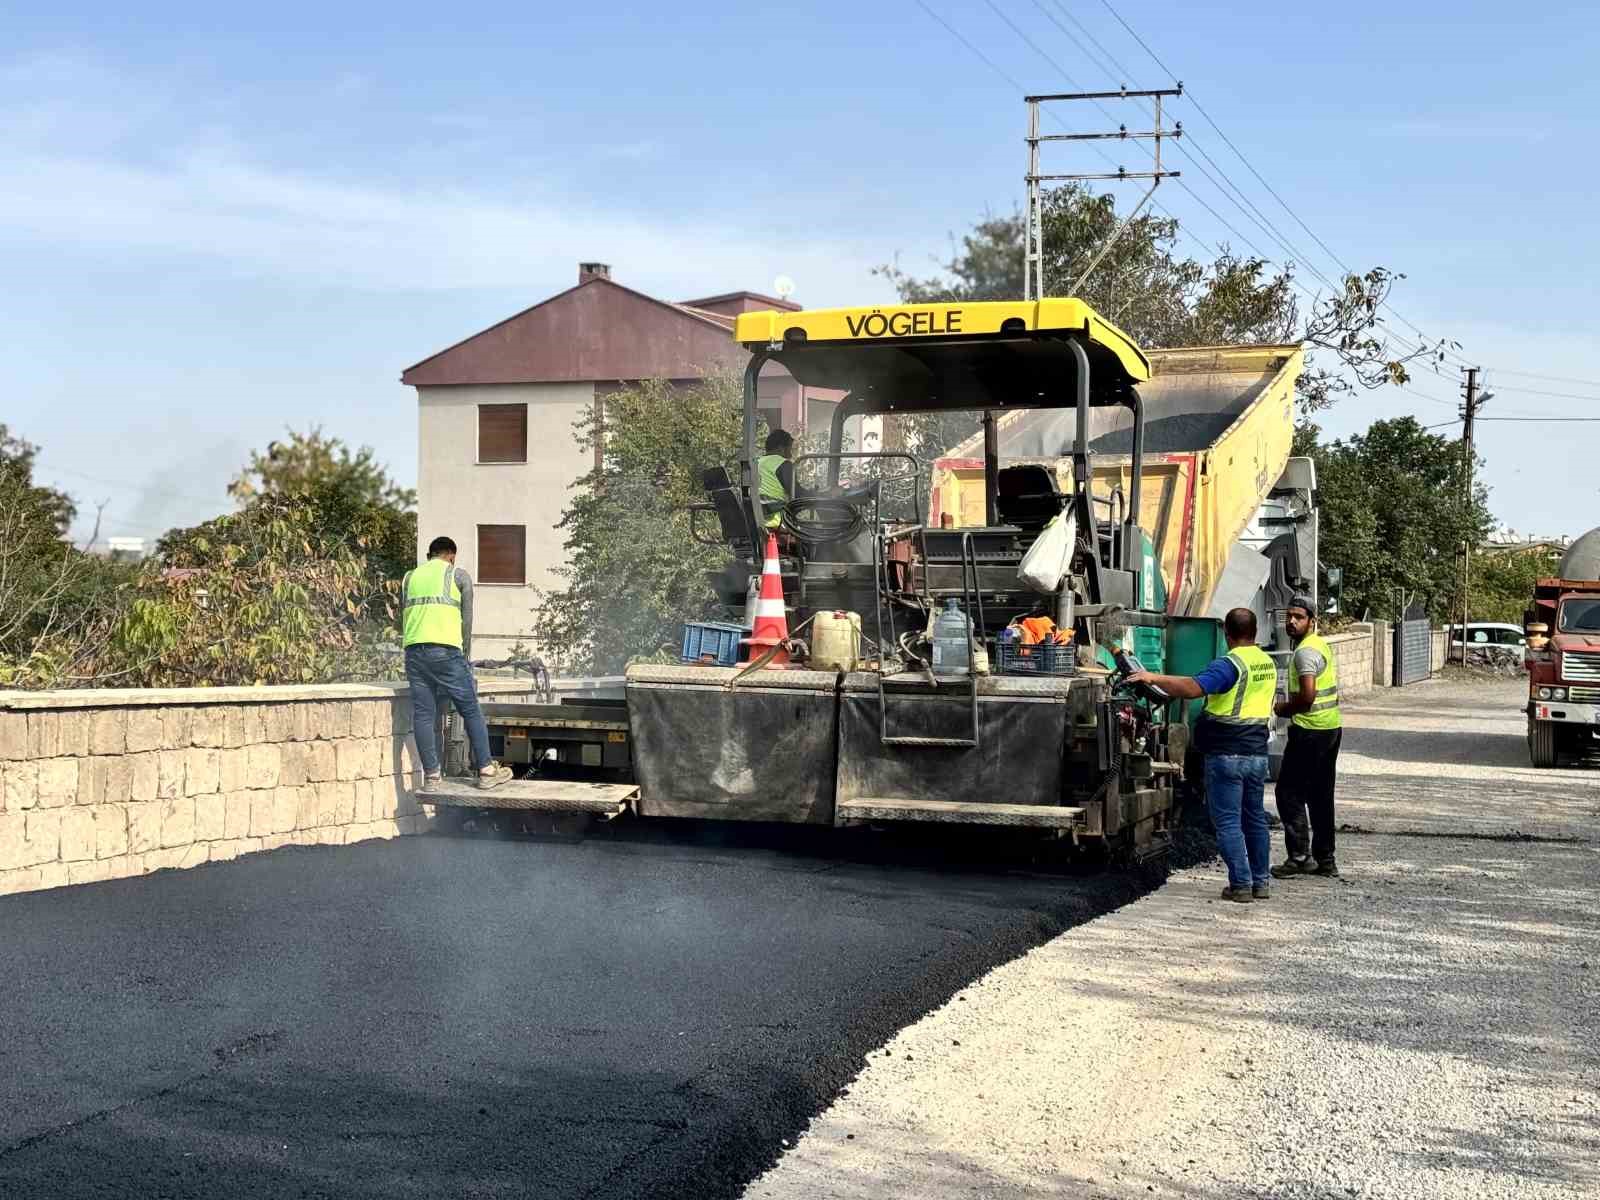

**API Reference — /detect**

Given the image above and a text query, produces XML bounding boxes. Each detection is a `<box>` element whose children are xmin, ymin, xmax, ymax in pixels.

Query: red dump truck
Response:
<box><xmin>1523</xmin><ymin>527</ymin><xmax>1600</xmax><ymax>766</ymax></box>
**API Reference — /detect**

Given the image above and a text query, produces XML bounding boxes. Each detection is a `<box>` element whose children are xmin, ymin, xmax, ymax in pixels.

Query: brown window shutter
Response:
<box><xmin>477</xmin><ymin>525</ymin><xmax>526</xmax><ymax>585</ymax></box>
<box><xmin>478</xmin><ymin>404</ymin><xmax>528</xmax><ymax>463</ymax></box>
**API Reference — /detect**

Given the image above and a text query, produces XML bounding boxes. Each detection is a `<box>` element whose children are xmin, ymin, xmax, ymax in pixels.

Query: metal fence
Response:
<box><xmin>1393</xmin><ymin>617</ymin><xmax>1433</xmax><ymax>686</ymax></box>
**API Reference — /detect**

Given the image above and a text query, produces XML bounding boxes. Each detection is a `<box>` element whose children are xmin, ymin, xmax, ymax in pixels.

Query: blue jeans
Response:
<box><xmin>405</xmin><ymin>644</ymin><xmax>491</xmax><ymax>775</ymax></box>
<box><xmin>1205</xmin><ymin>753</ymin><xmax>1270</xmax><ymax>890</ymax></box>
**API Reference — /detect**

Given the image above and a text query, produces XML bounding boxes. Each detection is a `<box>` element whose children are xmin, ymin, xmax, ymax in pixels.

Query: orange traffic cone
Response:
<box><xmin>743</xmin><ymin>533</ymin><xmax>790</xmax><ymax>667</ymax></box>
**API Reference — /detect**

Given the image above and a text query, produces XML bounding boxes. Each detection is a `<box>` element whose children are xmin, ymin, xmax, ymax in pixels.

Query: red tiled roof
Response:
<box><xmin>400</xmin><ymin>275</ymin><xmax>750</xmax><ymax>388</ymax></box>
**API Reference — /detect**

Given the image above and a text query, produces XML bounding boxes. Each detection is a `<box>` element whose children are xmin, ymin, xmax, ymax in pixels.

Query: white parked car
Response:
<box><xmin>1445</xmin><ymin>622</ymin><xmax>1527</xmax><ymax>663</ymax></box>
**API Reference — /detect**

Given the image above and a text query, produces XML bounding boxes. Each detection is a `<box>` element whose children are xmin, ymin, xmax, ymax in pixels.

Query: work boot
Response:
<box><xmin>1270</xmin><ymin>858</ymin><xmax>1315</xmax><ymax>879</ymax></box>
<box><xmin>476</xmin><ymin>763</ymin><xmax>513</xmax><ymax>790</ymax></box>
<box><xmin>1252</xmin><ymin>884</ymin><xmax>1271</xmax><ymax>900</ymax></box>
<box><xmin>1313</xmin><ymin>858</ymin><xmax>1340</xmax><ymax>878</ymax></box>
<box><xmin>1219</xmin><ymin>885</ymin><xmax>1253</xmax><ymax>903</ymax></box>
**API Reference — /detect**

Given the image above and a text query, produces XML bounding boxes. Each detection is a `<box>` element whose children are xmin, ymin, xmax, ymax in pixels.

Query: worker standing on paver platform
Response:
<box><xmin>758</xmin><ymin>429</ymin><xmax>796</xmax><ymax>529</ymax></box>
<box><xmin>1126</xmin><ymin>608</ymin><xmax>1277</xmax><ymax>902</ymax></box>
<box><xmin>401</xmin><ymin>536</ymin><xmax>511</xmax><ymax>791</ymax></box>
<box><xmin>1272</xmin><ymin>594</ymin><xmax>1343</xmax><ymax>878</ymax></box>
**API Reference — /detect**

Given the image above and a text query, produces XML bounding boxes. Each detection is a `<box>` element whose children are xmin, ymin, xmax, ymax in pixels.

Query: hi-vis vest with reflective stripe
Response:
<box><xmin>1202</xmin><ymin>644</ymin><xmax>1278</xmax><ymax>728</ymax></box>
<box><xmin>402</xmin><ymin>558</ymin><xmax>463</xmax><ymax>649</ymax></box>
<box><xmin>1291</xmin><ymin>632</ymin><xmax>1342</xmax><ymax>730</ymax></box>
<box><xmin>757</xmin><ymin>454</ymin><xmax>788</xmax><ymax>529</ymax></box>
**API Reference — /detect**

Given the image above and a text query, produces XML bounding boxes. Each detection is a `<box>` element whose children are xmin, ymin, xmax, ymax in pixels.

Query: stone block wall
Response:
<box><xmin>0</xmin><ymin>681</ymin><xmax>536</xmax><ymax>898</ymax></box>
<box><xmin>1325</xmin><ymin>626</ymin><xmax>1375</xmax><ymax>697</ymax></box>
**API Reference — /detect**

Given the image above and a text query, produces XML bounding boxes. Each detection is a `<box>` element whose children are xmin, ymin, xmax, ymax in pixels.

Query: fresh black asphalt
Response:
<box><xmin>0</xmin><ymin>823</ymin><xmax>1162</xmax><ymax>1199</ymax></box>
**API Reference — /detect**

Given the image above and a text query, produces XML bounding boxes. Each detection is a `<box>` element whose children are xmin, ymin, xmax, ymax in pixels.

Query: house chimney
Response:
<box><xmin>579</xmin><ymin>262</ymin><xmax>612</xmax><ymax>284</ymax></box>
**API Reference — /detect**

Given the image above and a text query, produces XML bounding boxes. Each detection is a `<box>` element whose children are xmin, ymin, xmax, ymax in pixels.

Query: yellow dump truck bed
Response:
<box><xmin>932</xmin><ymin>343</ymin><xmax>1303</xmax><ymax>617</ymax></box>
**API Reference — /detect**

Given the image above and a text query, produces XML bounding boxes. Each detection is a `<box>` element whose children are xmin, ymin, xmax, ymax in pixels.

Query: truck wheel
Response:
<box><xmin>1529</xmin><ymin>718</ymin><xmax>1559</xmax><ymax>768</ymax></box>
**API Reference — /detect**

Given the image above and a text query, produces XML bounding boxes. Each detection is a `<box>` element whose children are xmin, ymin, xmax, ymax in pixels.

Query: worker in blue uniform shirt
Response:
<box><xmin>1126</xmin><ymin>607</ymin><xmax>1279</xmax><ymax>903</ymax></box>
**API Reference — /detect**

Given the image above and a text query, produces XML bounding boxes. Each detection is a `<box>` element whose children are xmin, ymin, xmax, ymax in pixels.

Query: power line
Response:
<box><xmin>1023</xmin><ymin>0</ymin><xmax>1443</xmax><ymax>384</ymax></box>
<box><xmin>1041</xmin><ymin>1</ymin><xmax>1126</xmax><ymax>81</ymax></box>
<box><xmin>986</xmin><ymin>0</ymin><xmax>1088</xmax><ymax>90</ymax></box>
<box><xmin>916</xmin><ymin>0</ymin><xmax>1028</xmax><ymax>91</ymax></box>
<box><xmin>925</xmin><ymin>0</ymin><xmax>1457</xmax><ymax>382</ymax></box>
<box><xmin>1483</xmin><ymin>366</ymin><xmax>1600</xmax><ymax>388</ymax></box>
<box><xmin>1095</xmin><ymin>0</ymin><xmax>1350</xmax><ymax>279</ymax></box>
<box><xmin>986</xmin><ymin>0</ymin><xmax>1347</xmax><ymax>315</ymax></box>
<box><xmin>1474</xmin><ymin>416</ymin><xmax>1600</xmax><ymax>423</ymax></box>
<box><xmin>950</xmin><ymin>0</ymin><xmax>1401</xmax><ymax>341</ymax></box>
<box><xmin>1023</xmin><ymin>0</ymin><xmax>1321</xmax><ymax>284</ymax></box>
<box><xmin>1478</xmin><ymin>383</ymin><xmax>1600</xmax><ymax>403</ymax></box>
<box><xmin>919</xmin><ymin>0</ymin><xmax>1219</xmax><ymax>262</ymax></box>
<box><xmin>988</xmin><ymin>0</ymin><xmax>1327</xmax><ymax>289</ymax></box>
<box><xmin>1032</xmin><ymin>0</ymin><xmax>1353</xmax><ymax>298</ymax></box>
<box><xmin>1398</xmin><ymin>385</ymin><xmax>1458</xmax><ymax>408</ymax></box>
<box><xmin>1094</xmin><ymin>0</ymin><xmax>1471</xmax><ymax>368</ymax></box>
<box><xmin>1397</xmin><ymin>384</ymin><xmax>1569</xmax><ymax>420</ymax></box>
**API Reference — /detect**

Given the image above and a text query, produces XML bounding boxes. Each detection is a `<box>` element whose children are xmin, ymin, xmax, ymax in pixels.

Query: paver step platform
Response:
<box><xmin>836</xmin><ymin>798</ymin><xmax>1086</xmax><ymax>827</ymax></box>
<box><xmin>418</xmin><ymin>778</ymin><xmax>637</xmax><ymax>814</ymax></box>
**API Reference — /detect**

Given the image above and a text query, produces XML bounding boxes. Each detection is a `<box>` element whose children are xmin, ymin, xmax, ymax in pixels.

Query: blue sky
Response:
<box><xmin>4</xmin><ymin>1</ymin><xmax>1597</xmax><ymax>545</ymax></box>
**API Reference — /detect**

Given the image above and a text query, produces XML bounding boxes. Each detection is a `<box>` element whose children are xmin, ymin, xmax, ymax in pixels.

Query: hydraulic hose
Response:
<box><xmin>779</xmin><ymin>496</ymin><xmax>868</xmax><ymax>546</ymax></box>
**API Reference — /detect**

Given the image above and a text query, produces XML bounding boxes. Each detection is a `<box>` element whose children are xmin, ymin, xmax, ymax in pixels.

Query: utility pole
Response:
<box><xmin>1458</xmin><ymin>367</ymin><xmax>1483</xmax><ymax>665</ymax></box>
<box><xmin>1023</xmin><ymin>86</ymin><xmax>1183</xmax><ymax>300</ymax></box>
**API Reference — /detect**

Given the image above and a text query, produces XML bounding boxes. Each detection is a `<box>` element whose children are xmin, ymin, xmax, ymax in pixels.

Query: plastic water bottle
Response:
<box><xmin>930</xmin><ymin>599</ymin><xmax>972</xmax><ymax>677</ymax></box>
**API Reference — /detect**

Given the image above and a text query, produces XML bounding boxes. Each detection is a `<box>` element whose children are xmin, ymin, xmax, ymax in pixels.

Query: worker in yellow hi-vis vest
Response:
<box><xmin>757</xmin><ymin>429</ymin><xmax>795</xmax><ymax>530</ymax></box>
<box><xmin>1271</xmin><ymin>594</ymin><xmax>1343</xmax><ymax>879</ymax></box>
<box><xmin>401</xmin><ymin>535</ymin><xmax>512</xmax><ymax>791</ymax></box>
<box><xmin>1125</xmin><ymin>608</ymin><xmax>1277</xmax><ymax>903</ymax></box>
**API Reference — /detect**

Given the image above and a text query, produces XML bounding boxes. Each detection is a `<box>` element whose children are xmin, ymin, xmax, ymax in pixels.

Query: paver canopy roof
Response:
<box><xmin>733</xmin><ymin>298</ymin><xmax>1148</xmax><ymax>414</ymax></box>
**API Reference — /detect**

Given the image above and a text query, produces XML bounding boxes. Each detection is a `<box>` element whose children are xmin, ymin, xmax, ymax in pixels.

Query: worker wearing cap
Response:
<box><xmin>401</xmin><ymin>536</ymin><xmax>512</xmax><ymax>791</ymax></box>
<box><xmin>1272</xmin><ymin>595</ymin><xmax>1343</xmax><ymax>878</ymax></box>
<box><xmin>757</xmin><ymin>429</ymin><xmax>795</xmax><ymax>529</ymax></box>
<box><xmin>1126</xmin><ymin>607</ymin><xmax>1278</xmax><ymax>903</ymax></box>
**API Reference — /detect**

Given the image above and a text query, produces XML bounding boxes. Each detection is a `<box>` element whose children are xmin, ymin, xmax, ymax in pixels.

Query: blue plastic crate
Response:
<box><xmin>996</xmin><ymin>638</ymin><xmax>1078</xmax><ymax>676</ymax></box>
<box><xmin>680</xmin><ymin>621</ymin><xmax>745</xmax><ymax>667</ymax></box>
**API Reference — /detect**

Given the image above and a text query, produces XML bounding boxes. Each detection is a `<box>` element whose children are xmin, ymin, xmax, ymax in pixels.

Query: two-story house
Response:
<box><xmin>400</xmin><ymin>263</ymin><xmax>838</xmax><ymax>658</ymax></box>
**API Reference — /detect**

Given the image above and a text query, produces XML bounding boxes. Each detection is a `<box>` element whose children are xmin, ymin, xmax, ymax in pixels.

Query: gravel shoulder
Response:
<box><xmin>746</xmin><ymin>677</ymin><xmax>1600</xmax><ymax>1200</ymax></box>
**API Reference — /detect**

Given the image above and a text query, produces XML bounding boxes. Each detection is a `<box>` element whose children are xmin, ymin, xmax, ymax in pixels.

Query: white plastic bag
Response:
<box><xmin>1017</xmin><ymin>512</ymin><xmax>1076</xmax><ymax>595</ymax></box>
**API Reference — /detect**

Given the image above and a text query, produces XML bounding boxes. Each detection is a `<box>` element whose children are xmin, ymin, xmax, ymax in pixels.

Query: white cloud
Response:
<box><xmin>0</xmin><ymin>53</ymin><xmax>893</xmax><ymax>306</ymax></box>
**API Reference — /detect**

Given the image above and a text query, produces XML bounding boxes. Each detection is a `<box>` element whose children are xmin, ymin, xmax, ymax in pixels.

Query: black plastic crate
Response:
<box><xmin>995</xmin><ymin>639</ymin><xmax>1077</xmax><ymax>676</ymax></box>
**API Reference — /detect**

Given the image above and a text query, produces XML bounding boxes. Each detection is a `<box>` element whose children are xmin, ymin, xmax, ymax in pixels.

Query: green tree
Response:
<box><xmin>2</xmin><ymin>427</ymin><xmax>420</xmax><ymax>689</ymax></box>
<box><xmin>1470</xmin><ymin>546</ymin><xmax>1563</xmax><ymax>623</ymax></box>
<box><xmin>105</xmin><ymin>495</ymin><xmax>396</xmax><ymax>687</ymax></box>
<box><xmin>531</xmin><ymin>377</ymin><xmax>747</xmax><ymax>674</ymax></box>
<box><xmin>228</xmin><ymin>426</ymin><xmax>415</xmax><ymax>509</ymax></box>
<box><xmin>876</xmin><ymin>185</ymin><xmax>1445</xmax><ymax>459</ymax></box>
<box><xmin>0</xmin><ymin>423</ymin><xmax>76</xmax><ymax>539</ymax></box>
<box><xmin>1301</xmin><ymin>418</ymin><xmax>1492</xmax><ymax>621</ymax></box>
<box><xmin>8</xmin><ymin>429</ymin><xmax>418</xmax><ymax>689</ymax></box>
<box><xmin>0</xmin><ymin>426</ymin><xmax>138</xmax><ymax>686</ymax></box>
<box><xmin>164</xmin><ymin>427</ymin><xmax>417</xmax><ymax>587</ymax></box>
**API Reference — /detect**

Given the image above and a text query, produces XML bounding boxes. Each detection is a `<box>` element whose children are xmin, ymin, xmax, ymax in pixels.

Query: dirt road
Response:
<box><xmin>747</xmin><ymin>676</ymin><xmax>1600</xmax><ymax>1199</ymax></box>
